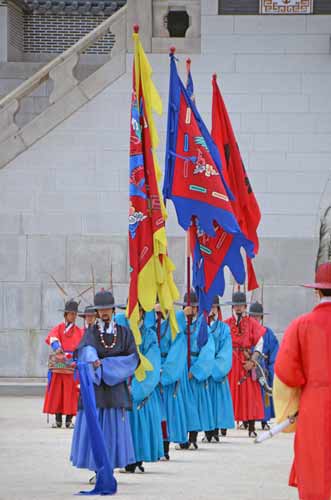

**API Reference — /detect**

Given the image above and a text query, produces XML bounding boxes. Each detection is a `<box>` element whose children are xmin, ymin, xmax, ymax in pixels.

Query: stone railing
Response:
<box><xmin>0</xmin><ymin>4</ymin><xmax>127</xmax><ymax>169</ymax></box>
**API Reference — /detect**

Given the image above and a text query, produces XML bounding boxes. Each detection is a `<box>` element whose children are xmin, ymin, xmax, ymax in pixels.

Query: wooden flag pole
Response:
<box><xmin>186</xmin><ymin>231</ymin><xmax>192</xmax><ymax>371</ymax></box>
<box><xmin>156</xmin><ymin>311</ymin><xmax>162</xmax><ymax>346</ymax></box>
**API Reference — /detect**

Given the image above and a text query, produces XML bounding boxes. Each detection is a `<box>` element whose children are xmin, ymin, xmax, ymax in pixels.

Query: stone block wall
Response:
<box><xmin>1</xmin><ymin>10</ymin><xmax>331</xmax><ymax>376</ymax></box>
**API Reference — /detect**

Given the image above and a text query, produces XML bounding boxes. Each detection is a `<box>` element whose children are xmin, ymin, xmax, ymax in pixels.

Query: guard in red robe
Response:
<box><xmin>225</xmin><ymin>291</ymin><xmax>266</xmax><ymax>437</ymax></box>
<box><xmin>43</xmin><ymin>300</ymin><xmax>83</xmax><ymax>428</ymax></box>
<box><xmin>274</xmin><ymin>262</ymin><xmax>331</xmax><ymax>500</ymax></box>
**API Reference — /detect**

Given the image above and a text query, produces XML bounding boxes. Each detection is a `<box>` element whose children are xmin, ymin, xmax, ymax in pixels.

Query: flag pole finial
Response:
<box><xmin>133</xmin><ymin>24</ymin><xmax>139</xmax><ymax>33</ymax></box>
<box><xmin>170</xmin><ymin>46</ymin><xmax>176</xmax><ymax>55</ymax></box>
<box><xmin>212</xmin><ymin>73</ymin><xmax>217</xmax><ymax>81</ymax></box>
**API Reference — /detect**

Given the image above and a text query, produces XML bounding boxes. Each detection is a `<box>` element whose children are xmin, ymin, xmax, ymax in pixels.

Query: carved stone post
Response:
<box><xmin>0</xmin><ymin>99</ymin><xmax>20</xmax><ymax>143</ymax></box>
<box><xmin>49</xmin><ymin>53</ymin><xmax>79</xmax><ymax>104</ymax></box>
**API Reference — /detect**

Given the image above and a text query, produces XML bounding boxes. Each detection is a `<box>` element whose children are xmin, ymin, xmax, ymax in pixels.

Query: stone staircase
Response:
<box><xmin>0</xmin><ymin>5</ymin><xmax>127</xmax><ymax>169</ymax></box>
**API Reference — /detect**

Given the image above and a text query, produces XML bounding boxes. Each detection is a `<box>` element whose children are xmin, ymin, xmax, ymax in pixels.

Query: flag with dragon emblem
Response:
<box><xmin>163</xmin><ymin>52</ymin><xmax>254</xmax><ymax>345</ymax></box>
<box><xmin>128</xmin><ymin>28</ymin><xmax>179</xmax><ymax>380</ymax></box>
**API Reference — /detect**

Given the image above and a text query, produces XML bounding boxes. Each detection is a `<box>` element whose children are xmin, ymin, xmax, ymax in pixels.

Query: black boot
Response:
<box><xmin>54</xmin><ymin>413</ymin><xmax>62</xmax><ymax>428</ymax></box>
<box><xmin>163</xmin><ymin>441</ymin><xmax>170</xmax><ymax>460</ymax></box>
<box><xmin>125</xmin><ymin>463</ymin><xmax>136</xmax><ymax>473</ymax></box>
<box><xmin>203</xmin><ymin>430</ymin><xmax>213</xmax><ymax>443</ymax></box>
<box><xmin>248</xmin><ymin>420</ymin><xmax>257</xmax><ymax>438</ymax></box>
<box><xmin>189</xmin><ymin>431</ymin><xmax>198</xmax><ymax>449</ymax></box>
<box><xmin>220</xmin><ymin>428</ymin><xmax>227</xmax><ymax>437</ymax></box>
<box><xmin>261</xmin><ymin>421</ymin><xmax>270</xmax><ymax>430</ymax></box>
<box><xmin>65</xmin><ymin>415</ymin><xmax>73</xmax><ymax>428</ymax></box>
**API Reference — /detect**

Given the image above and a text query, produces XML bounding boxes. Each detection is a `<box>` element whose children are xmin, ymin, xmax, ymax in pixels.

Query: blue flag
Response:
<box><xmin>163</xmin><ymin>52</ymin><xmax>254</xmax><ymax>345</ymax></box>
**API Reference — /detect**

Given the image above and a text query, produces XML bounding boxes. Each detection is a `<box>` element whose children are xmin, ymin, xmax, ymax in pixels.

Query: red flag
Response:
<box><xmin>211</xmin><ymin>75</ymin><xmax>261</xmax><ymax>290</ymax></box>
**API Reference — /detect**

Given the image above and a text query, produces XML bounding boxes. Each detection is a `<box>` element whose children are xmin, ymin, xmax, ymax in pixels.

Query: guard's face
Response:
<box><xmin>85</xmin><ymin>313</ymin><xmax>96</xmax><ymax>326</ymax></box>
<box><xmin>66</xmin><ymin>312</ymin><xmax>77</xmax><ymax>323</ymax></box>
<box><xmin>233</xmin><ymin>305</ymin><xmax>246</xmax><ymax>315</ymax></box>
<box><xmin>252</xmin><ymin>314</ymin><xmax>263</xmax><ymax>324</ymax></box>
<box><xmin>209</xmin><ymin>305</ymin><xmax>219</xmax><ymax>317</ymax></box>
<box><xmin>98</xmin><ymin>308</ymin><xmax>113</xmax><ymax>322</ymax></box>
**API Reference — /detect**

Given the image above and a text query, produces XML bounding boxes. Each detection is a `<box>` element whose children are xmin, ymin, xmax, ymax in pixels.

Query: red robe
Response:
<box><xmin>43</xmin><ymin>323</ymin><xmax>83</xmax><ymax>415</ymax></box>
<box><xmin>225</xmin><ymin>315</ymin><xmax>266</xmax><ymax>421</ymax></box>
<box><xmin>275</xmin><ymin>301</ymin><xmax>331</xmax><ymax>500</ymax></box>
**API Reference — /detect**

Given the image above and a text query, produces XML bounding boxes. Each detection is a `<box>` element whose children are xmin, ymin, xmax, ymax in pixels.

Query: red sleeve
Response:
<box><xmin>45</xmin><ymin>325</ymin><xmax>61</xmax><ymax>345</ymax></box>
<box><xmin>275</xmin><ymin>318</ymin><xmax>306</xmax><ymax>388</ymax></box>
<box><xmin>250</xmin><ymin>317</ymin><xmax>266</xmax><ymax>345</ymax></box>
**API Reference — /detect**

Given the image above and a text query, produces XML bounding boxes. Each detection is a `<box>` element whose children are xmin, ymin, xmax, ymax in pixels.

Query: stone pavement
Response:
<box><xmin>0</xmin><ymin>396</ymin><xmax>298</xmax><ymax>500</ymax></box>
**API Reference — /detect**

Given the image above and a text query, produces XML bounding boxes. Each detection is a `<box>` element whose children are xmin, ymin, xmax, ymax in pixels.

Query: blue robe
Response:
<box><xmin>208</xmin><ymin>319</ymin><xmax>235</xmax><ymax>429</ymax></box>
<box><xmin>70</xmin><ymin>324</ymin><xmax>138</xmax><ymax>471</ymax></box>
<box><xmin>261</xmin><ymin>326</ymin><xmax>279</xmax><ymax>421</ymax></box>
<box><xmin>116</xmin><ymin>313</ymin><xmax>164</xmax><ymax>463</ymax></box>
<box><xmin>158</xmin><ymin>316</ymin><xmax>189</xmax><ymax>443</ymax></box>
<box><xmin>176</xmin><ymin>311</ymin><xmax>215</xmax><ymax>432</ymax></box>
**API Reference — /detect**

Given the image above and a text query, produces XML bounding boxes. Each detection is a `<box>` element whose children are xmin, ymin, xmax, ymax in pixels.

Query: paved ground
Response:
<box><xmin>0</xmin><ymin>396</ymin><xmax>298</xmax><ymax>500</ymax></box>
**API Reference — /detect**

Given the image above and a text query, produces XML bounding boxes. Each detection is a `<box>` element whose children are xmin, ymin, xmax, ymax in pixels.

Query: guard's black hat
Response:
<box><xmin>249</xmin><ymin>301</ymin><xmax>269</xmax><ymax>317</ymax></box>
<box><xmin>225</xmin><ymin>291</ymin><xmax>248</xmax><ymax>306</ymax></box>
<box><xmin>176</xmin><ymin>290</ymin><xmax>199</xmax><ymax>307</ymax></box>
<box><xmin>94</xmin><ymin>290</ymin><xmax>118</xmax><ymax>310</ymax></box>
<box><xmin>78</xmin><ymin>305</ymin><xmax>97</xmax><ymax>318</ymax></box>
<box><xmin>212</xmin><ymin>295</ymin><xmax>220</xmax><ymax>307</ymax></box>
<box><xmin>59</xmin><ymin>299</ymin><xmax>79</xmax><ymax>313</ymax></box>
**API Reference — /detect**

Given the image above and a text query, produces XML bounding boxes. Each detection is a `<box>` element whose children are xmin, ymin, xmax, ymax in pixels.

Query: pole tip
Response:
<box><xmin>170</xmin><ymin>46</ymin><xmax>176</xmax><ymax>55</ymax></box>
<box><xmin>212</xmin><ymin>73</ymin><xmax>217</xmax><ymax>81</ymax></box>
<box><xmin>133</xmin><ymin>24</ymin><xmax>139</xmax><ymax>33</ymax></box>
<box><xmin>186</xmin><ymin>57</ymin><xmax>191</xmax><ymax>64</ymax></box>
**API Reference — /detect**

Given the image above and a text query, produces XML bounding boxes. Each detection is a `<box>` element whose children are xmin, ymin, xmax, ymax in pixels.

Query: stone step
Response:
<box><xmin>0</xmin><ymin>378</ymin><xmax>47</xmax><ymax>397</ymax></box>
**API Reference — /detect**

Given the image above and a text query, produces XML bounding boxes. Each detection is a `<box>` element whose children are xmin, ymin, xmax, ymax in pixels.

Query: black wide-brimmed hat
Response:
<box><xmin>94</xmin><ymin>290</ymin><xmax>118</xmax><ymax>310</ymax></box>
<box><xmin>176</xmin><ymin>290</ymin><xmax>199</xmax><ymax>307</ymax></box>
<box><xmin>249</xmin><ymin>301</ymin><xmax>269</xmax><ymax>317</ymax></box>
<box><xmin>224</xmin><ymin>291</ymin><xmax>248</xmax><ymax>306</ymax></box>
<box><xmin>212</xmin><ymin>295</ymin><xmax>220</xmax><ymax>307</ymax></box>
<box><xmin>78</xmin><ymin>305</ymin><xmax>97</xmax><ymax>318</ymax></box>
<box><xmin>59</xmin><ymin>299</ymin><xmax>79</xmax><ymax>313</ymax></box>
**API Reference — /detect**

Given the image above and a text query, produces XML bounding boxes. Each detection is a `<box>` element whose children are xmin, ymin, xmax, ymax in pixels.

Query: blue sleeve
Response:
<box><xmin>144</xmin><ymin>310</ymin><xmax>156</xmax><ymax>329</ymax></box>
<box><xmin>190</xmin><ymin>333</ymin><xmax>215</xmax><ymax>382</ymax></box>
<box><xmin>176</xmin><ymin>310</ymin><xmax>187</xmax><ymax>334</ymax></box>
<box><xmin>115</xmin><ymin>313</ymin><xmax>129</xmax><ymax>329</ymax></box>
<box><xmin>101</xmin><ymin>353</ymin><xmax>139</xmax><ymax>386</ymax></box>
<box><xmin>212</xmin><ymin>323</ymin><xmax>232</xmax><ymax>382</ymax></box>
<box><xmin>161</xmin><ymin>333</ymin><xmax>187</xmax><ymax>386</ymax></box>
<box><xmin>77</xmin><ymin>345</ymin><xmax>101</xmax><ymax>385</ymax></box>
<box><xmin>131</xmin><ymin>329</ymin><xmax>161</xmax><ymax>402</ymax></box>
<box><xmin>266</xmin><ymin>329</ymin><xmax>279</xmax><ymax>377</ymax></box>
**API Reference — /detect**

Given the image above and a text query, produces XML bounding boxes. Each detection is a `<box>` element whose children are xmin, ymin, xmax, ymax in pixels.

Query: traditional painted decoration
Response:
<box><xmin>260</xmin><ymin>0</ymin><xmax>313</xmax><ymax>14</ymax></box>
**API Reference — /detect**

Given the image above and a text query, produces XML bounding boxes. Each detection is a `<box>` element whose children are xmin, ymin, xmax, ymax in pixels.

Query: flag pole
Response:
<box><xmin>186</xmin><ymin>230</ymin><xmax>191</xmax><ymax>371</ymax></box>
<box><xmin>185</xmin><ymin>53</ymin><xmax>192</xmax><ymax>372</ymax></box>
<box><xmin>156</xmin><ymin>311</ymin><xmax>162</xmax><ymax>346</ymax></box>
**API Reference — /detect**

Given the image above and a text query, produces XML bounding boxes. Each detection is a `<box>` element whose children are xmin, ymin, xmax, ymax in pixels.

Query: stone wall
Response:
<box><xmin>1</xmin><ymin>10</ymin><xmax>331</xmax><ymax>376</ymax></box>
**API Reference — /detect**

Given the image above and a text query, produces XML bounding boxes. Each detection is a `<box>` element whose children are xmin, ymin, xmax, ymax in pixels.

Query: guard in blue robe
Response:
<box><xmin>176</xmin><ymin>291</ymin><xmax>215</xmax><ymax>449</ymax></box>
<box><xmin>204</xmin><ymin>296</ymin><xmax>234</xmax><ymax>443</ymax></box>
<box><xmin>116</xmin><ymin>309</ymin><xmax>164</xmax><ymax>472</ymax></box>
<box><xmin>249</xmin><ymin>302</ymin><xmax>279</xmax><ymax>429</ymax></box>
<box><xmin>146</xmin><ymin>308</ymin><xmax>190</xmax><ymax>459</ymax></box>
<box><xmin>70</xmin><ymin>290</ymin><xmax>139</xmax><ymax>479</ymax></box>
